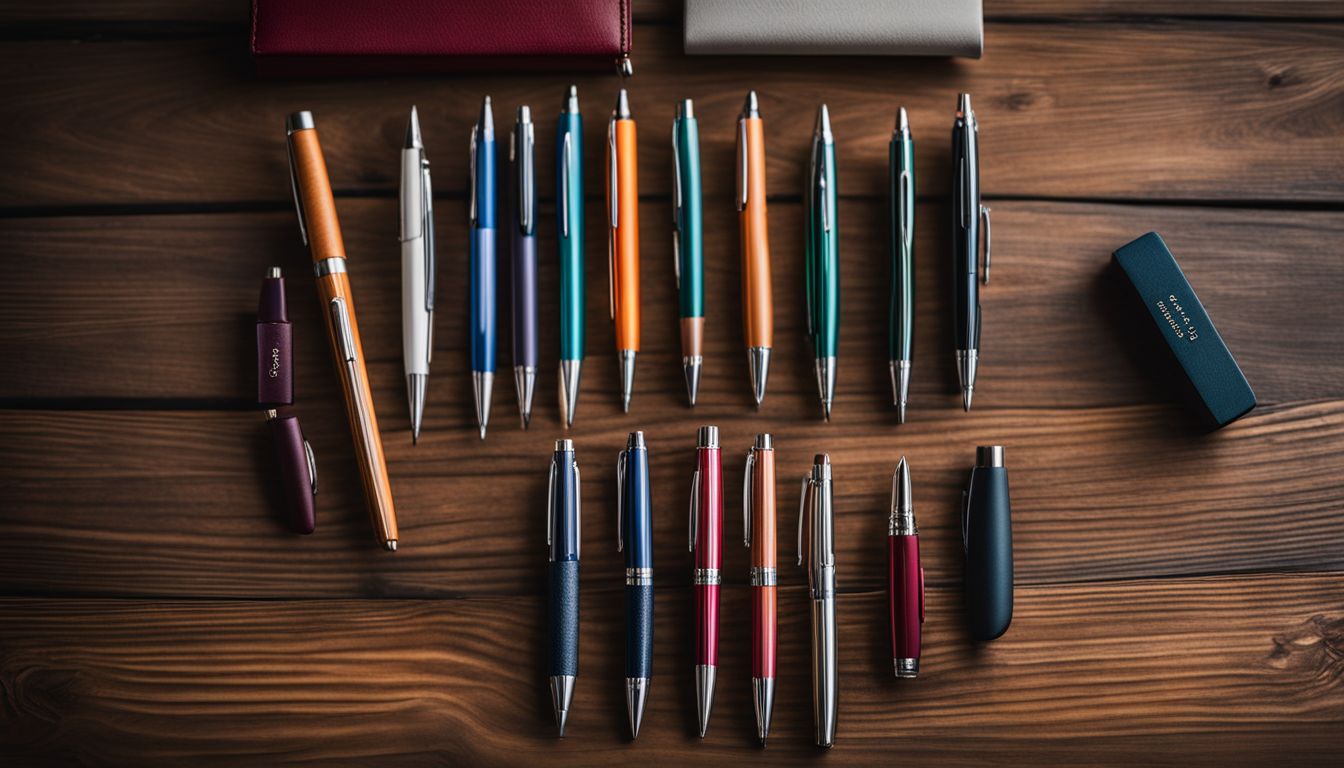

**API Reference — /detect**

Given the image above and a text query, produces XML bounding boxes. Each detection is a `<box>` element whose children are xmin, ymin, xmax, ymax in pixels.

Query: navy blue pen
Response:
<box><xmin>548</xmin><ymin>438</ymin><xmax>581</xmax><ymax>736</ymax></box>
<box><xmin>469</xmin><ymin>96</ymin><xmax>497</xmax><ymax>440</ymax></box>
<box><xmin>509</xmin><ymin>105</ymin><xmax>538</xmax><ymax>430</ymax></box>
<box><xmin>617</xmin><ymin>430</ymin><xmax>652</xmax><ymax>739</ymax></box>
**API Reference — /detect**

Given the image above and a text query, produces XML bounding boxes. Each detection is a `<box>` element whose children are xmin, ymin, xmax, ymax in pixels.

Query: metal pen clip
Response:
<box><xmin>607</xmin><ymin>117</ymin><xmax>619</xmax><ymax>229</ymax></box>
<box><xmin>736</xmin><ymin>116</ymin><xmax>749</xmax><ymax>212</ymax></box>
<box><xmin>607</xmin><ymin>117</ymin><xmax>619</xmax><ymax>322</ymax></box>
<box><xmin>616</xmin><ymin>448</ymin><xmax>627</xmax><ymax>552</ymax></box>
<box><xmin>560</xmin><ymin>131</ymin><xmax>572</xmax><ymax>239</ymax></box>
<box><xmin>980</xmin><ymin>205</ymin><xmax>992</xmax><ymax>284</ymax></box>
<box><xmin>468</xmin><ymin>124</ymin><xmax>479</xmax><ymax>225</ymax></box>
<box><xmin>961</xmin><ymin>471</ymin><xmax>976</xmax><ymax>554</ymax></box>
<box><xmin>742</xmin><ymin>449</ymin><xmax>755</xmax><ymax>549</ymax></box>
<box><xmin>303</xmin><ymin>437</ymin><xmax>318</xmax><ymax>496</ymax></box>
<box><xmin>547</xmin><ymin>454</ymin><xmax>557</xmax><ymax>551</ymax></box>
<box><xmin>898</xmin><ymin>168</ymin><xmax>914</xmax><ymax>250</ymax></box>
<box><xmin>422</xmin><ymin>155</ymin><xmax>436</xmax><ymax>315</ymax></box>
<box><xmin>329</xmin><ymin>297</ymin><xmax>356</xmax><ymax>362</ymax></box>
<box><xmin>817</xmin><ymin>149</ymin><xmax>831</xmax><ymax>234</ymax></box>
<box><xmin>688</xmin><ymin>467</ymin><xmax>701</xmax><ymax>553</ymax></box>
<box><xmin>573</xmin><ymin>460</ymin><xmax>582</xmax><ymax>559</ymax></box>
<box><xmin>285</xmin><ymin>134</ymin><xmax>308</xmax><ymax>246</ymax></box>
<box><xmin>797</xmin><ymin>475</ymin><xmax>813</xmax><ymax>568</ymax></box>
<box><xmin>518</xmin><ymin>113</ymin><xmax>535</xmax><ymax>236</ymax></box>
<box><xmin>671</xmin><ymin>117</ymin><xmax>682</xmax><ymax>290</ymax></box>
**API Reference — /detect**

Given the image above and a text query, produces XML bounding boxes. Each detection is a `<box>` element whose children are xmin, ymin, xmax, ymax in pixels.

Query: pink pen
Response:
<box><xmin>888</xmin><ymin>456</ymin><xmax>923</xmax><ymax>677</ymax></box>
<box><xmin>690</xmin><ymin>425</ymin><xmax>722</xmax><ymax>736</ymax></box>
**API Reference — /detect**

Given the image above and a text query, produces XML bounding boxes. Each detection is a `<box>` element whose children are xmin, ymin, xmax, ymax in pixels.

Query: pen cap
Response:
<box><xmin>257</xmin><ymin>267</ymin><xmax>293</xmax><ymax>407</ymax></box>
<box><xmin>267</xmin><ymin>412</ymin><xmax>316</xmax><ymax>535</ymax></box>
<box><xmin>963</xmin><ymin>445</ymin><xmax>1012</xmax><ymax>641</ymax></box>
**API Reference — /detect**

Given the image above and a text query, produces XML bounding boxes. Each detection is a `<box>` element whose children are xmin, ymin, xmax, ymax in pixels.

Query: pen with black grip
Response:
<box><xmin>547</xmin><ymin>439</ymin><xmax>581</xmax><ymax>736</ymax></box>
<box><xmin>617</xmin><ymin>431</ymin><xmax>652</xmax><ymax>738</ymax></box>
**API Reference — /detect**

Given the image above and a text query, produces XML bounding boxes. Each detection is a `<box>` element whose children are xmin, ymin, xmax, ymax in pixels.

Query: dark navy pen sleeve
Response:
<box><xmin>548</xmin><ymin>560</ymin><xmax>580</xmax><ymax>677</ymax></box>
<box><xmin>625</xmin><ymin>584</ymin><xmax>654</xmax><ymax>678</ymax></box>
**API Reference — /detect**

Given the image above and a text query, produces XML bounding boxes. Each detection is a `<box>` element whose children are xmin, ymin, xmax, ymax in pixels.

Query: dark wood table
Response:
<box><xmin>2</xmin><ymin>1</ymin><xmax>1342</xmax><ymax>765</ymax></box>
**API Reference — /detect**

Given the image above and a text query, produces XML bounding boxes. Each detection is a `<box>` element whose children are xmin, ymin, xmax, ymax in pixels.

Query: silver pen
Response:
<box><xmin>798</xmin><ymin>453</ymin><xmax>837</xmax><ymax>747</ymax></box>
<box><xmin>399</xmin><ymin>106</ymin><xmax>435</xmax><ymax>443</ymax></box>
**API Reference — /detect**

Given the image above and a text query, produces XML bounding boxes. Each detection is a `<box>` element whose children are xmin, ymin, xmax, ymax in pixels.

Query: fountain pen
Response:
<box><xmin>888</xmin><ymin>456</ymin><xmax>923</xmax><ymax>678</ymax></box>
<box><xmin>742</xmin><ymin>433</ymin><xmax>776</xmax><ymax>744</ymax></box>
<box><xmin>799</xmin><ymin>453</ymin><xmax>837</xmax><ymax>747</ymax></box>
<box><xmin>952</xmin><ymin>93</ymin><xmax>990</xmax><ymax>411</ymax></box>
<box><xmin>400</xmin><ymin>106</ymin><xmax>435</xmax><ymax>443</ymax></box>
<box><xmin>672</xmin><ymin>99</ymin><xmax>704</xmax><ymax>406</ymax></box>
<box><xmin>737</xmin><ymin>90</ymin><xmax>774</xmax><ymax>407</ymax></box>
<box><xmin>469</xmin><ymin>96</ymin><xmax>497</xmax><ymax>440</ymax></box>
<box><xmin>689</xmin><ymin>425</ymin><xmax>721</xmax><ymax>736</ymax></box>
<box><xmin>617</xmin><ymin>431</ymin><xmax>652</xmax><ymax>738</ymax></box>
<box><xmin>890</xmin><ymin>107</ymin><xmax>915</xmax><ymax>422</ymax></box>
<box><xmin>556</xmin><ymin>86</ymin><xmax>585</xmax><ymax>428</ymax></box>
<box><xmin>805</xmin><ymin>105</ymin><xmax>840</xmax><ymax>421</ymax></box>
<box><xmin>508</xmin><ymin>105</ymin><xmax>538</xmax><ymax>430</ymax></box>
<box><xmin>608</xmin><ymin>89</ymin><xmax>641</xmax><ymax>412</ymax></box>
<box><xmin>548</xmin><ymin>439</ymin><xmax>581</xmax><ymax>736</ymax></box>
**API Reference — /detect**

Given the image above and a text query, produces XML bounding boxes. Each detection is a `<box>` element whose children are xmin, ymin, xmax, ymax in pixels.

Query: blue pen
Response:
<box><xmin>556</xmin><ymin>86</ymin><xmax>585</xmax><ymax>428</ymax></box>
<box><xmin>469</xmin><ymin>96</ymin><xmax>497</xmax><ymax>440</ymax></box>
<box><xmin>547</xmin><ymin>438</ymin><xmax>581</xmax><ymax>736</ymax></box>
<box><xmin>617</xmin><ymin>430</ymin><xmax>652</xmax><ymax>739</ymax></box>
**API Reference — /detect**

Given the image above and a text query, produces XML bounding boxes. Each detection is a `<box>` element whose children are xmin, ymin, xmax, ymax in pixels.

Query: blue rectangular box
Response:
<box><xmin>1112</xmin><ymin>232</ymin><xmax>1256</xmax><ymax>429</ymax></box>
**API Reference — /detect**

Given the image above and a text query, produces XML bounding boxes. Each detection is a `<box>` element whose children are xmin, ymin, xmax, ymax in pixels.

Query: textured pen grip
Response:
<box><xmin>548</xmin><ymin>560</ymin><xmax>579</xmax><ymax>677</ymax></box>
<box><xmin>625</xmin><ymin>583</ymin><xmax>654</xmax><ymax>678</ymax></box>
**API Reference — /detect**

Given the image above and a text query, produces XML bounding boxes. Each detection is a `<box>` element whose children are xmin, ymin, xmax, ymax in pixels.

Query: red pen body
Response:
<box><xmin>889</xmin><ymin>456</ymin><xmax>924</xmax><ymax>678</ymax></box>
<box><xmin>691</xmin><ymin>425</ymin><xmax>722</xmax><ymax>737</ymax></box>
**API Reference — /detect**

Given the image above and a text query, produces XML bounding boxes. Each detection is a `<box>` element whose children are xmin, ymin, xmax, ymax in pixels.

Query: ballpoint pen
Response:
<box><xmin>548</xmin><ymin>438</ymin><xmax>582</xmax><ymax>736</ymax></box>
<box><xmin>805</xmin><ymin>105</ymin><xmax>840</xmax><ymax>421</ymax></box>
<box><xmin>508</xmin><ymin>105</ymin><xmax>538</xmax><ymax>430</ymax></box>
<box><xmin>737</xmin><ymin>91</ymin><xmax>774</xmax><ymax>407</ymax></box>
<box><xmin>889</xmin><ymin>456</ymin><xmax>923</xmax><ymax>678</ymax></box>
<box><xmin>799</xmin><ymin>453</ymin><xmax>837</xmax><ymax>747</ymax></box>
<box><xmin>257</xmin><ymin>267</ymin><xmax>317</xmax><ymax>535</ymax></box>
<box><xmin>400</xmin><ymin>106</ymin><xmax>435</xmax><ymax>443</ymax></box>
<box><xmin>556</xmin><ymin>86</ymin><xmax>585</xmax><ymax>428</ymax></box>
<box><xmin>617</xmin><ymin>431</ymin><xmax>652</xmax><ymax>738</ymax></box>
<box><xmin>470</xmin><ymin>96</ymin><xmax>497</xmax><ymax>440</ymax></box>
<box><xmin>688</xmin><ymin>425</ymin><xmax>721</xmax><ymax>736</ymax></box>
<box><xmin>673</xmin><ymin>99</ymin><xmax>704</xmax><ymax>406</ymax></box>
<box><xmin>890</xmin><ymin>107</ymin><xmax>915</xmax><ymax>422</ymax></box>
<box><xmin>952</xmin><ymin>93</ymin><xmax>991</xmax><ymax>411</ymax></box>
<box><xmin>607</xmin><ymin>89</ymin><xmax>641</xmax><ymax>413</ymax></box>
<box><xmin>285</xmin><ymin>111</ymin><xmax>398</xmax><ymax>551</ymax></box>
<box><xmin>742</xmin><ymin>433</ymin><xmax>776</xmax><ymax>744</ymax></box>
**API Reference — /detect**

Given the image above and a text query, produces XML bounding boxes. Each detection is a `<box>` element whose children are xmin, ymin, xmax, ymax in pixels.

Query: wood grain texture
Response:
<box><xmin>2</xmin><ymin>400</ymin><xmax>1340</xmax><ymax>598</ymax></box>
<box><xmin>2</xmin><ymin>575</ymin><xmax>1342</xmax><ymax>765</ymax></box>
<box><xmin>2</xmin><ymin>201</ymin><xmax>1341</xmax><ymax>407</ymax></box>
<box><xmin>1</xmin><ymin>23</ymin><xmax>1341</xmax><ymax>208</ymax></box>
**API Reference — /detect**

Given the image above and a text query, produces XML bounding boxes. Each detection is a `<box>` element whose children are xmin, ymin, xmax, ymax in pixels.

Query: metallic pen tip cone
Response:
<box><xmin>897</xmin><ymin>402</ymin><xmax>907</xmax><ymax>424</ymax></box>
<box><xmin>752</xmin><ymin>677</ymin><xmax>775</xmax><ymax>746</ymax></box>
<box><xmin>619</xmin><ymin>350</ymin><xmax>636</xmax><ymax>413</ymax></box>
<box><xmin>480</xmin><ymin>96</ymin><xmax>494</xmax><ymax>133</ymax></box>
<box><xmin>677</xmin><ymin>98</ymin><xmax>694</xmax><ymax>119</ymax></box>
<box><xmin>514</xmin><ymin>366</ymin><xmax>536</xmax><ymax>431</ymax></box>
<box><xmin>625</xmin><ymin>677</ymin><xmax>648</xmax><ymax>739</ymax></box>
<box><xmin>815</xmin><ymin>356</ymin><xmax>836</xmax><ymax>422</ymax></box>
<box><xmin>748</xmin><ymin>347</ymin><xmax>771</xmax><ymax>407</ymax></box>
<box><xmin>615</xmin><ymin>88</ymin><xmax>631</xmax><ymax>119</ymax></box>
<box><xmin>890</xmin><ymin>360</ymin><xmax>910</xmax><ymax>423</ymax></box>
<box><xmin>405</xmin><ymin>105</ymin><xmax>422</xmax><ymax>148</ymax></box>
<box><xmin>683</xmin><ymin>357</ymin><xmax>702</xmax><ymax>407</ymax></box>
<box><xmin>407</xmin><ymin>374</ymin><xmax>427</xmax><ymax>445</ymax></box>
<box><xmin>558</xmin><ymin>360</ymin><xmax>581</xmax><ymax>429</ymax></box>
<box><xmin>963</xmin><ymin>387</ymin><xmax>974</xmax><ymax>412</ymax></box>
<box><xmin>695</xmin><ymin>665</ymin><xmax>716</xmax><ymax>737</ymax></box>
<box><xmin>744</xmin><ymin>90</ymin><xmax>760</xmax><ymax>117</ymax></box>
<box><xmin>385</xmin><ymin>539</ymin><xmax>398</xmax><ymax>552</ymax></box>
<box><xmin>824</xmin><ymin>401</ymin><xmax>832</xmax><ymax>421</ymax></box>
<box><xmin>959</xmin><ymin>92</ymin><xmax>972</xmax><ymax>115</ymax></box>
<box><xmin>956</xmin><ymin>350</ymin><xmax>978</xmax><ymax>411</ymax></box>
<box><xmin>816</xmin><ymin>103</ymin><xmax>831</xmax><ymax>135</ymax></box>
<box><xmin>556</xmin><ymin>710</ymin><xmax>567</xmax><ymax>737</ymax></box>
<box><xmin>472</xmin><ymin>371</ymin><xmax>493</xmax><ymax>440</ymax></box>
<box><xmin>897</xmin><ymin>106</ymin><xmax>909</xmax><ymax>132</ymax></box>
<box><xmin>893</xmin><ymin>456</ymin><xmax>913</xmax><ymax>514</ymax></box>
<box><xmin>550</xmin><ymin>675</ymin><xmax>575</xmax><ymax>737</ymax></box>
<box><xmin>479</xmin><ymin>425</ymin><xmax>487</xmax><ymax>440</ymax></box>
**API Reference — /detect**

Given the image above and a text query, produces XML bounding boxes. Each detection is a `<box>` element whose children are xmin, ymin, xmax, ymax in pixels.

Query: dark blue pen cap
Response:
<box><xmin>1112</xmin><ymin>232</ymin><xmax>1256</xmax><ymax>429</ymax></box>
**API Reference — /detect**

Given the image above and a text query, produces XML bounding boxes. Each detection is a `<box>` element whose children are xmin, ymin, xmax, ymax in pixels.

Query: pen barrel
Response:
<box><xmin>693</xmin><ymin>446</ymin><xmax>721</xmax><ymax>667</ymax></box>
<box><xmin>256</xmin><ymin>321</ymin><xmax>293</xmax><ymax>407</ymax></box>
<box><xmin>316</xmin><ymin>272</ymin><xmax>397</xmax><ymax>545</ymax></box>
<box><xmin>267</xmin><ymin>413</ymin><xmax>315</xmax><ymax>535</ymax></box>
<box><xmin>400</xmin><ymin>236</ymin><xmax>431</xmax><ymax>377</ymax></box>
<box><xmin>556</xmin><ymin>115</ymin><xmax>585</xmax><ymax>362</ymax></box>
<box><xmin>889</xmin><ymin>137</ymin><xmax>915</xmax><ymax>362</ymax></box>
<box><xmin>674</xmin><ymin>120</ymin><xmax>703</xmax><ymax>321</ymax></box>
<box><xmin>965</xmin><ymin>465</ymin><xmax>1013</xmax><ymax>640</ymax></box>
<box><xmin>888</xmin><ymin>534</ymin><xmax>923</xmax><ymax>662</ymax></box>
<box><xmin>951</xmin><ymin>122</ymin><xmax>980</xmax><ymax>350</ymax></box>
<box><xmin>610</xmin><ymin>119</ymin><xmax>640</xmax><ymax>352</ymax></box>
<box><xmin>805</xmin><ymin>143</ymin><xmax>840</xmax><ymax>358</ymax></box>
<box><xmin>469</xmin><ymin>228</ymin><xmax>497</xmax><ymax>373</ymax></box>
<box><xmin>694</xmin><ymin>584</ymin><xmax>719</xmax><ymax>667</ymax></box>
<box><xmin>625</xmin><ymin>583</ymin><xmax>654</xmax><ymax>679</ymax></box>
<box><xmin>741</xmin><ymin>118</ymin><xmax>773</xmax><ymax>349</ymax></box>
<box><xmin>288</xmin><ymin>128</ymin><xmax>346</xmax><ymax>263</ymax></box>
<box><xmin>810</xmin><ymin>593</ymin><xmax>838</xmax><ymax>747</ymax></box>
<box><xmin>752</xmin><ymin>584</ymin><xmax>776</xmax><ymax>679</ymax></box>
<box><xmin>510</xmin><ymin>231</ymin><xmax>538</xmax><ymax>369</ymax></box>
<box><xmin>548</xmin><ymin>559</ymin><xmax>580</xmax><ymax>678</ymax></box>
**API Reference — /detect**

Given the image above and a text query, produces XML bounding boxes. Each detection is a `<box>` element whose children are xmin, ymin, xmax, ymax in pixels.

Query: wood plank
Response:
<box><xmin>2</xmin><ymin>201</ymin><xmax>1340</xmax><ymax>407</ymax></box>
<box><xmin>2</xmin><ymin>574</ymin><xmax>1341</xmax><ymax>764</ymax></box>
<box><xmin>1</xmin><ymin>400</ymin><xmax>1340</xmax><ymax>598</ymax></box>
<box><xmin>1</xmin><ymin>23</ymin><xmax>1340</xmax><ymax>208</ymax></box>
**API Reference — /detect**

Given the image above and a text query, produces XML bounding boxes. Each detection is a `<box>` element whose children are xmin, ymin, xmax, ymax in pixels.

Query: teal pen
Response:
<box><xmin>890</xmin><ymin>107</ymin><xmax>915</xmax><ymax>423</ymax></box>
<box><xmin>672</xmin><ymin>99</ymin><xmax>704</xmax><ymax>406</ymax></box>
<box><xmin>805</xmin><ymin>104</ymin><xmax>840</xmax><ymax>421</ymax></box>
<box><xmin>556</xmin><ymin>86</ymin><xmax>585</xmax><ymax>427</ymax></box>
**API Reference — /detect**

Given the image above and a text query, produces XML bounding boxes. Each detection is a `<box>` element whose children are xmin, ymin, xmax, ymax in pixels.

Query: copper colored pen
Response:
<box><xmin>742</xmin><ymin>433</ymin><xmax>776</xmax><ymax>744</ymax></box>
<box><xmin>286</xmin><ymin>111</ymin><xmax>398</xmax><ymax>551</ymax></box>
<box><xmin>737</xmin><ymin>91</ymin><xmax>774</xmax><ymax>406</ymax></box>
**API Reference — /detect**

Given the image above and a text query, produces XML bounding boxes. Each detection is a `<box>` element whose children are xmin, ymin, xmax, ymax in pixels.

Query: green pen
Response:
<box><xmin>805</xmin><ymin>104</ymin><xmax>839</xmax><ymax>421</ymax></box>
<box><xmin>890</xmin><ymin>107</ymin><xmax>915</xmax><ymax>423</ymax></box>
<box><xmin>557</xmin><ymin>86</ymin><xmax>584</xmax><ymax>427</ymax></box>
<box><xmin>672</xmin><ymin>99</ymin><xmax>704</xmax><ymax>406</ymax></box>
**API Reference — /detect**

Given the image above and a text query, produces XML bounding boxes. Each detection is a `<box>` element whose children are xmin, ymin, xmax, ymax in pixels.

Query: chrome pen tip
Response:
<box><xmin>677</xmin><ymin>98</ymin><xmax>694</xmax><ymax>119</ymax></box>
<box><xmin>744</xmin><ymin>90</ymin><xmax>760</xmax><ymax>117</ymax></box>
<box><xmin>748</xmin><ymin>347</ymin><xmax>771</xmax><ymax>407</ymax></box>
<box><xmin>897</xmin><ymin>106</ymin><xmax>909</xmax><ymax>132</ymax></box>
<box><xmin>479</xmin><ymin>96</ymin><xmax>494</xmax><ymax>133</ymax></box>
<box><xmin>405</xmin><ymin>105</ymin><xmax>422</xmax><ymax>148</ymax></box>
<box><xmin>563</xmin><ymin>85</ymin><xmax>579</xmax><ymax>113</ymax></box>
<box><xmin>517</xmin><ymin>104</ymin><xmax>531</xmax><ymax>123</ymax></box>
<box><xmin>555</xmin><ymin>710</ymin><xmax>568</xmax><ymax>737</ymax></box>
<box><xmin>479</xmin><ymin>424</ymin><xmax>487</xmax><ymax>440</ymax></box>
<box><xmin>285</xmin><ymin>110</ymin><xmax>314</xmax><ymax>133</ymax></box>
<box><xmin>958</xmin><ymin>92</ymin><xmax>972</xmax><ymax>116</ymax></box>
<box><xmin>823</xmin><ymin>401</ymin><xmax>832</xmax><ymax>421</ymax></box>
<box><xmin>683</xmin><ymin>357</ymin><xmax>702</xmax><ymax>407</ymax></box>
<box><xmin>615</xmin><ymin>88</ymin><xmax>631</xmax><ymax>119</ymax></box>
<box><xmin>963</xmin><ymin>388</ymin><xmax>974</xmax><ymax>412</ymax></box>
<box><xmin>816</xmin><ymin>103</ymin><xmax>831</xmax><ymax>135</ymax></box>
<box><xmin>385</xmin><ymin>539</ymin><xmax>398</xmax><ymax>552</ymax></box>
<box><xmin>897</xmin><ymin>401</ymin><xmax>907</xmax><ymax>424</ymax></box>
<box><xmin>695</xmin><ymin>665</ymin><xmax>716</xmax><ymax>738</ymax></box>
<box><xmin>893</xmin><ymin>456</ymin><xmax>913</xmax><ymax>513</ymax></box>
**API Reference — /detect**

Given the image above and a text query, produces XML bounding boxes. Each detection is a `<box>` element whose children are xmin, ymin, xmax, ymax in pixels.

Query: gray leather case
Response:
<box><xmin>684</xmin><ymin>0</ymin><xmax>983</xmax><ymax>58</ymax></box>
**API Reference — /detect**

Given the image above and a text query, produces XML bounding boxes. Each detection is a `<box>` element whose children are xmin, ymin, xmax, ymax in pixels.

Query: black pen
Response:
<box><xmin>951</xmin><ymin>93</ymin><xmax>991</xmax><ymax>411</ymax></box>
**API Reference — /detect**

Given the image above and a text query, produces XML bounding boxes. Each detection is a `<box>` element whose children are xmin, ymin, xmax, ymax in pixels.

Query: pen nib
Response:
<box><xmin>956</xmin><ymin>350</ymin><xmax>978</xmax><ymax>412</ymax></box>
<box><xmin>696</xmin><ymin>664</ymin><xmax>717</xmax><ymax>738</ymax></box>
<box><xmin>514</xmin><ymin>365</ymin><xmax>536</xmax><ymax>431</ymax></box>
<box><xmin>748</xmin><ymin>347</ymin><xmax>771</xmax><ymax>407</ymax></box>
<box><xmin>407</xmin><ymin>373</ymin><xmax>427</xmax><ymax>444</ymax></box>
<box><xmin>962</xmin><ymin>387</ymin><xmax>974</xmax><ymax>412</ymax></box>
<box><xmin>625</xmin><ymin>677</ymin><xmax>648</xmax><ymax>739</ymax></box>
<box><xmin>683</xmin><ymin>356</ymin><xmax>702</xmax><ymax>407</ymax></box>
<box><xmin>815</xmin><ymin>356</ymin><xmax>836</xmax><ymax>422</ymax></box>
<box><xmin>404</xmin><ymin>105</ymin><xmax>422</xmax><ymax>149</ymax></box>
<box><xmin>558</xmin><ymin>360</ymin><xmax>582</xmax><ymax>429</ymax></box>
<box><xmin>550</xmin><ymin>675</ymin><xmax>575</xmax><ymax>737</ymax></box>
<box><xmin>619</xmin><ymin>350</ymin><xmax>636</xmax><ymax>413</ymax></box>
<box><xmin>473</xmin><ymin>371</ymin><xmax>493</xmax><ymax>440</ymax></box>
<box><xmin>890</xmin><ymin>360</ymin><xmax>910</xmax><ymax>424</ymax></box>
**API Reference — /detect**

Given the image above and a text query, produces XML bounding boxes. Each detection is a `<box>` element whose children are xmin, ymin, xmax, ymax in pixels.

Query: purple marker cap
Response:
<box><xmin>267</xmin><ymin>411</ymin><xmax>317</xmax><ymax>534</ymax></box>
<box><xmin>257</xmin><ymin>267</ymin><xmax>293</xmax><ymax>406</ymax></box>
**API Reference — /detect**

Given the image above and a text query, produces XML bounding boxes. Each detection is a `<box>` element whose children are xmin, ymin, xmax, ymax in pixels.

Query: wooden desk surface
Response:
<box><xmin>1</xmin><ymin>1</ymin><xmax>1342</xmax><ymax>765</ymax></box>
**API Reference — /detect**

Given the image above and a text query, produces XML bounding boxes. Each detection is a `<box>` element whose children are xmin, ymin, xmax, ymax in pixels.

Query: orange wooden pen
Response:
<box><xmin>607</xmin><ymin>89</ymin><xmax>641</xmax><ymax>412</ymax></box>
<box><xmin>742</xmin><ymin>433</ymin><xmax>777</xmax><ymax>743</ymax></box>
<box><xmin>286</xmin><ymin>111</ymin><xmax>398</xmax><ymax>551</ymax></box>
<box><xmin>737</xmin><ymin>91</ymin><xmax>774</xmax><ymax>406</ymax></box>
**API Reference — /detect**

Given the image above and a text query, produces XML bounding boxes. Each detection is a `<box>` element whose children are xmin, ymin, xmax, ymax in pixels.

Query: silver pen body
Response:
<box><xmin>799</xmin><ymin>454</ymin><xmax>837</xmax><ymax>747</ymax></box>
<box><xmin>399</xmin><ymin>107</ymin><xmax>434</xmax><ymax>442</ymax></box>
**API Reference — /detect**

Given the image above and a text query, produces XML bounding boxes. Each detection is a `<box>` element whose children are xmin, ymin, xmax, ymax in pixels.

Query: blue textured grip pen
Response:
<box><xmin>547</xmin><ymin>439</ymin><xmax>581</xmax><ymax>736</ymax></box>
<box><xmin>469</xmin><ymin>96</ymin><xmax>497</xmax><ymax>440</ymax></box>
<box><xmin>617</xmin><ymin>430</ymin><xmax>652</xmax><ymax>739</ymax></box>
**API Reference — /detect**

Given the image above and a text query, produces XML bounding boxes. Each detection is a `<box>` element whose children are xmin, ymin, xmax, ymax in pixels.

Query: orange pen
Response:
<box><xmin>737</xmin><ymin>91</ymin><xmax>774</xmax><ymax>406</ymax></box>
<box><xmin>286</xmin><ymin>111</ymin><xmax>398</xmax><ymax>551</ymax></box>
<box><xmin>742</xmin><ymin>432</ymin><xmax>777</xmax><ymax>743</ymax></box>
<box><xmin>607</xmin><ymin>89</ymin><xmax>641</xmax><ymax>412</ymax></box>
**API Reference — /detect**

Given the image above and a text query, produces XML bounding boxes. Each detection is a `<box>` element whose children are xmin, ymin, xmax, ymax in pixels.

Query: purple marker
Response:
<box><xmin>257</xmin><ymin>267</ymin><xmax>316</xmax><ymax>534</ymax></box>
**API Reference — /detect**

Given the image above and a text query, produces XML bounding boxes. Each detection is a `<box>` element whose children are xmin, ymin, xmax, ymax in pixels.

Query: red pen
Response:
<box><xmin>690</xmin><ymin>425</ymin><xmax>722</xmax><ymax>737</ymax></box>
<box><xmin>889</xmin><ymin>456</ymin><xmax>924</xmax><ymax>677</ymax></box>
<box><xmin>742</xmin><ymin>433</ymin><xmax>776</xmax><ymax>744</ymax></box>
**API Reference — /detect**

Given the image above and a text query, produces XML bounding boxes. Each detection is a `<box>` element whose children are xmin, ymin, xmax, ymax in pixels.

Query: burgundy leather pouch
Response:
<box><xmin>251</xmin><ymin>0</ymin><xmax>633</xmax><ymax>76</ymax></box>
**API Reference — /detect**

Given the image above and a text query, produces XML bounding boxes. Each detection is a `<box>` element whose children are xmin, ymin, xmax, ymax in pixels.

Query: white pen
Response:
<box><xmin>400</xmin><ymin>105</ymin><xmax>435</xmax><ymax>443</ymax></box>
